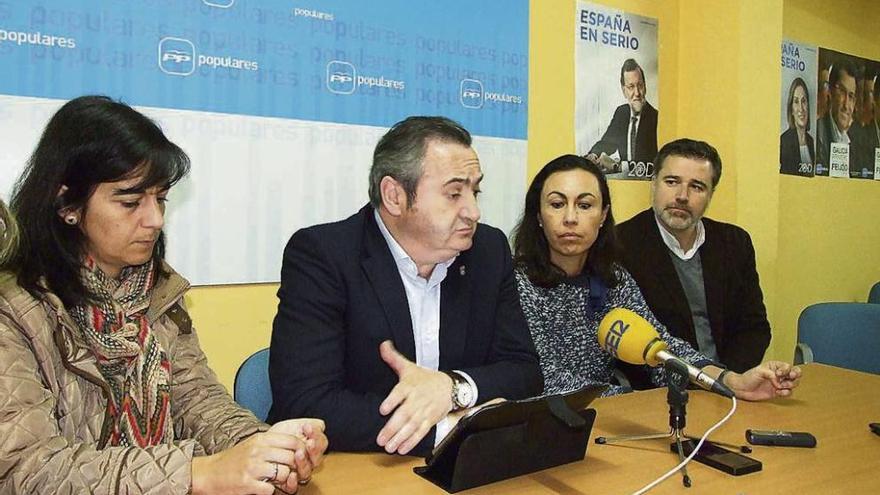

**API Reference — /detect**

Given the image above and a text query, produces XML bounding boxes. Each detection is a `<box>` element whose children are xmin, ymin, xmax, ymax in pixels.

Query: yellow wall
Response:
<box><xmin>773</xmin><ymin>0</ymin><xmax>880</xmax><ymax>359</ymax></box>
<box><xmin>530</xmin><ymin>0</ymin><xmax>880</xmax><ymax>366</ymax></box>
<box><xmin>185</xmin><ymin>283</ymin><xmax>278</xmax><ymax>391</ymax></box>
<box><xmin>530</xmin><ymin>0</ymin><xmax>786</xmax><ymax>361</ymax></box>
<box><xmin>191</xmin><ymin>0</ymin><xmax>880</xmax><ymax>392</ymax></box>
<box><xmin>529</xmin><ymin>0</ymin><xmax>682</xmax><ymax>223</ymax></box>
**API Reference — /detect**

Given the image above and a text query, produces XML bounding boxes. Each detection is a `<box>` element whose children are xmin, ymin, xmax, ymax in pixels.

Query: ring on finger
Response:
<box><xmin>261</xmin><ymin>462</ymin><xmax>279</xmax><ymax>482</ymax></box>
<box><xmin>298</xmin><ymin>476</ymin><xmax>312</xmax><ymax>486</ymax></box>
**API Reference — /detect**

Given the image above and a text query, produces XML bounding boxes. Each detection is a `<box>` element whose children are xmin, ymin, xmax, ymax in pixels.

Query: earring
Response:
<box><xmin>64</xmin><ymin>215</ymin><xmax>78</xmax><ymax>225</ymax></box>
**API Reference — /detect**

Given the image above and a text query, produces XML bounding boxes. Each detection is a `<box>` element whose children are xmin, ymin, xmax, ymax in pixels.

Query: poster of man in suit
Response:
<box><xmin>575</xmin><ymin>2</ymin><xmax>658</xmax><ymax>181</ymax></box>
<box><xmin>815</xmin><ymin>48</ymin><xmax>878</xmax><ymax>179</ymax></box>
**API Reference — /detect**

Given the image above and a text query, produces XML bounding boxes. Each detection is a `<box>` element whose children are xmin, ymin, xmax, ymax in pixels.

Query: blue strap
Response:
<box><xmin>588</xmin><ymin>274</ymin><xmax>608</xmax><ymax>313</ymax></box>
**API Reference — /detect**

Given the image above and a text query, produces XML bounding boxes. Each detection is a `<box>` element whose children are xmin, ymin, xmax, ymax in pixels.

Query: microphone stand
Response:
<box><xmin>595</xmin><ymin>362</ymin><xmax>693</xmax><ymax>488</ymax></box>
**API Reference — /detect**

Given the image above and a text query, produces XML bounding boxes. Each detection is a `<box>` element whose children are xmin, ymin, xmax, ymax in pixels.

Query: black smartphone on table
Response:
<box><xmin>671</xmin><ymin>439</ymin><xmax>762</xmax><ymax>476</ymax></box>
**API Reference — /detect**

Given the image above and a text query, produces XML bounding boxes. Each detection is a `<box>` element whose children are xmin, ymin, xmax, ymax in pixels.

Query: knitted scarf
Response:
<box><xmin>69</xmin><ymin>258</ymin><xmax>173</xmax><ymax>447</ymax></box>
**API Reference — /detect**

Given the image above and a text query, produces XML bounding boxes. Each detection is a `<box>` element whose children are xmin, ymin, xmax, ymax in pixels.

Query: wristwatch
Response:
<box><xmin>443</xmin><ymin>371</ymin><xmax>473</xmax><ymax>412</ymax></box>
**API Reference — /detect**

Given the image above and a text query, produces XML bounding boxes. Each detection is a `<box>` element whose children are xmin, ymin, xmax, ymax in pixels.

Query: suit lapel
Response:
<box><xmin>634</xmin><ymin>104</ymin><xmax>657</xmax><ymax>162</ymax></box>
<box><xmin>439</xmin><ymin>254</ymin><xmax>471</xmax><ymax>369</ymax></box>
<box><xmin>360</xmin><ymin>209</ymin><xmax>417</xmax><ymax>361</ymax></box>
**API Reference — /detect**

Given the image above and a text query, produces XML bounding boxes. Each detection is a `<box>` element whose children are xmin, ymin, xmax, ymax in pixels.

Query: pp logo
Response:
<box><xmin>202</xmin><ymin>0</ymin><xmax>235</xmax><ymax>7</ymax></box>
<box><xmin>158</xmin><ymin>37</ymin><xmax>195</xmax><ymax>76</ymax></box>
<box><xmin>326</xmin><ymin>61</ymin><xmax>356</xmax><ymax>94</ymax></box>
<box><xmin>460</xmin><ymin>79</ymin><xmax>483</xmax><ymax>109</ymax></box>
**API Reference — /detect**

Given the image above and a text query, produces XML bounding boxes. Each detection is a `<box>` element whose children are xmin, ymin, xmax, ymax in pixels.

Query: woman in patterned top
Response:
<box><xmin>0</xmin><ymin>96</ymin><xmax>326</xmax><ymax>494</ymax></box>
<box><xmin>511</xmin><ymin>154</ymin><xmax>801</xmax><ymax>399</ymax></box>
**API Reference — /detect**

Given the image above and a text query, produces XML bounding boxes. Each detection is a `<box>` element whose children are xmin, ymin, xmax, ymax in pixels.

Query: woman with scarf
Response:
<box><xmin>0</xmin><ymin>96</ymin><xmax>327</xmax><ymax>494</ymax></box>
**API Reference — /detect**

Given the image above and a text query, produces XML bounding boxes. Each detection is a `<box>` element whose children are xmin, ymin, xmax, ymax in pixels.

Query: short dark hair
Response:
<box><xmin>654</xmin><ymin>138</ymin><xmax>723</xmax><ymax>189</ymax></box>
<box><xmin>11</xmin><ymin>95</ymin><xmax>190</xmax><ymax>306</ymax></box>
<box><xmin>369</xmin><ymin>116</ymin><xmax>472</xmax><ymax>208</ymax></box>
<box><xmin>513</xmin><ymin>154</ymin><xmax>619</xmax><ymax>288</ymax></box>
<box><xmin>786</xmin><ymin>77</ymin><xmax>811</xmax><ymax>131</ymax></box>
<box><xmin>620</xmin><ymin>58</ymin><xmax>646</xmax><ymax>86</ymax></box>
<box><xmin>829</xmin><ymin>59</ymin><xmax>857</xmax><ymax>88</ymax></box>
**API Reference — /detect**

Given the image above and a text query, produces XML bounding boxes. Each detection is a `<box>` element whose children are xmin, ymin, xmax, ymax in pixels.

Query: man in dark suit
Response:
<box><xmin>617</xmin><ymin>139</ymin><xmax>771</xmax><ymax>382</ymax></box>
<box><xmin>587</xmin><ymin>58</ymin><xmax>658</xmax><ymax>172</ymax></box>
<box><xmin>851</xmin><ymin>71</ymin><xmax>880</xmax><ymax>176</ymax></box>
<box><xmin>816</xmin><ymin>60</ymin><xmax>857</xmax><ymax>176</ymax></box>
<box><xmin>268</xmin><ymin>116</ymin><xmax>542</xmax><ymax>457</ymax></box>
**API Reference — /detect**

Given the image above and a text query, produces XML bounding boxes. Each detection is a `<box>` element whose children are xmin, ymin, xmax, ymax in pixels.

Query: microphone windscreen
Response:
<box><xmin>597</xmin><ymin>308</ymin><xmax>667</xmax><ymax>366</ymax></box>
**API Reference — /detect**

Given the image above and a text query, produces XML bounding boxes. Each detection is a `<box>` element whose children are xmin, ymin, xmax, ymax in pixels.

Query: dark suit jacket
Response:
<box><xmin>617</xmin><ymin>209</ymin><xmax>771</xmax><ymax>377</ymax></box>
<box><xmin>850</xmin><ymin>121</ymin><xmax>879</xmax><ymax>178</ymax></box>
<box><xmin>589</xmin><ymin>102</ymin><xmax>658</xmax><ymax>164</ymax></box>
<box><xmin>815</xmin><ymin>113</ymin><xmax>859</xmax><ymax>175</ymax></box>
<box><xmin>815</xmin><ymin>113</ymin><xmax>833</xmax><ymax>173</ymax></box>
<box><xmin>268</xmin><ymin>205</ymin><xmax>542</xmax><ymax>455</ymax></box>
<box><xmin>779</xmin><ymin>127</ymin><xmax>815</xmax><ymax>176</ymax></box>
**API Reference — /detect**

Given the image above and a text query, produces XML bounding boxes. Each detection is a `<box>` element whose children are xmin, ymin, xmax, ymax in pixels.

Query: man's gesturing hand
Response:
<box><xmin>376</xmin><ymin>340</ymin><xmax>454</xmax><ymax>455</ymax></box>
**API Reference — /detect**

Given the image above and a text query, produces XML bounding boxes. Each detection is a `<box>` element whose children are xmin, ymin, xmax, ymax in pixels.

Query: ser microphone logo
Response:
<box><xmin>460</xmin><ymin>79</ymin><xmax>484</xmax><ymax>109</ymax></box>
<box><xmin>326</xmin><ymin>61</ymin><xmax>356</xmax><ymax>94</ymax></box>
<box><xmin>603</xmin><ymin>319</ymin><xmax>628</xmax><ymax>358</ymax></box>
<box><xmin>158</xmin><ymin>37</ymin><xmax>195</xmax><ymax>76</ymax></box>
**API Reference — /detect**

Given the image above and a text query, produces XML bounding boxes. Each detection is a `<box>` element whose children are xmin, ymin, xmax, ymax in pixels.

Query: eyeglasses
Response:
<box><xmin>833</xmin><ymin>83</ymin><xmax>857</xmax><ymax>102</ymax></box>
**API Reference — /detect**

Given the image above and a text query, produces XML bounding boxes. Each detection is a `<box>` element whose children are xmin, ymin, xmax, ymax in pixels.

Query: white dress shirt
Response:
<box><xmin>374</xmin><ymin>210</ymin><xmax>478</xmax><ymax>445</ymax></box>
<box><xmin>830</xmin><ymin>117</ymin><xmax>850</xmax><ymax>144</ymax></box>
<box><xmin>654</xmin><ymin>213</ymin><xmax>706</xmax><ymax>260</ymax></box>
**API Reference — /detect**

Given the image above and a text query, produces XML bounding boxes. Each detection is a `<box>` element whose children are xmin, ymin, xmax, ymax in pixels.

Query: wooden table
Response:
<box><xmin>304</xmin><ymin>364</ymin><xmax>879</xmax><ymax>494</ymax></box>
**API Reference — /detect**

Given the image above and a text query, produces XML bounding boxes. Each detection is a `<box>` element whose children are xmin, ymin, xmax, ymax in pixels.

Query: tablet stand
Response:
<box><xmin>414</xmin><ymin>388</ymin><xmax>602</xmax><ymax>493</ymax></box>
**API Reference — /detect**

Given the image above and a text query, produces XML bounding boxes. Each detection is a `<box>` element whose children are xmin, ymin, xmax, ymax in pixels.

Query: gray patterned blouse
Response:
<box><xmin>515</xmin><ymin>266</ymin><xmax>712</xmax><ymax>397</ymax></box>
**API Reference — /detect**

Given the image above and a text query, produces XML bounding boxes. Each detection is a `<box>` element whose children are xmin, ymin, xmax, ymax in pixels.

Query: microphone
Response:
<box><xmin>598</xmin><ymin>308</ymin><xmax>735</xmax><ymax>398</ymax></box>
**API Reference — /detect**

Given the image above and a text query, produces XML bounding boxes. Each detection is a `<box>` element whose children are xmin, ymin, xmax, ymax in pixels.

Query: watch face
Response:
<box><xmin>455</xmin><ymin>382</ymin><xmax>473</xmax><ymax>407</ymax></box>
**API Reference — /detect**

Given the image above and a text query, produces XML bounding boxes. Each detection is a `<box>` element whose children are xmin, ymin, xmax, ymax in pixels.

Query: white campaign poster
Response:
<box><xmin>779</xmin><ymin>40</ymin><xmax>818</xmax><ymax>177</ymax></box>
<box><xmin>575</xmin><ymin>2</ymin><xmax>659</xmax><ymax>180</ymax></box>
<box><xmin>829</xmin><ymin>142</ymin><xmax>850</xmax><ymax>178</ymax></box>
<box><xmin>874</xmin><ymin>148</ymin><xmax>880</xmax><ymax>181</ymax></box>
